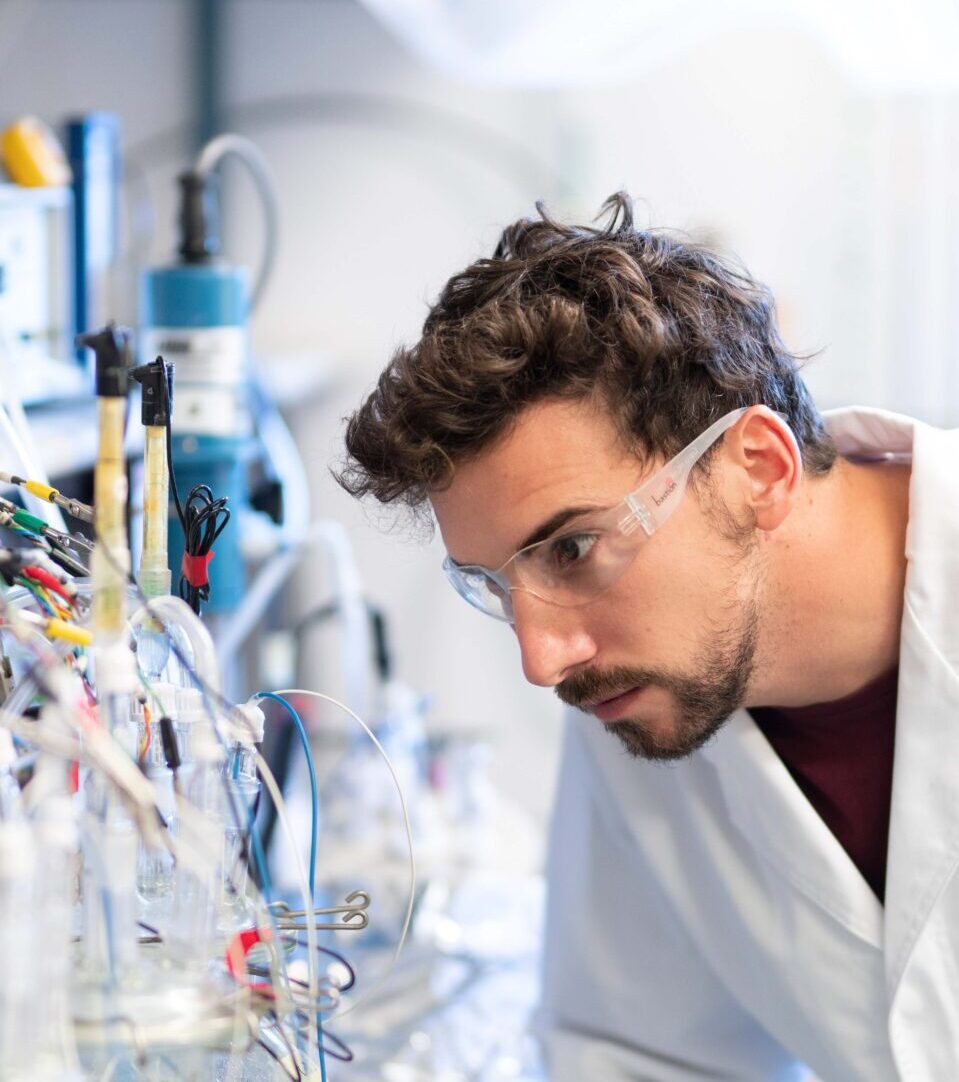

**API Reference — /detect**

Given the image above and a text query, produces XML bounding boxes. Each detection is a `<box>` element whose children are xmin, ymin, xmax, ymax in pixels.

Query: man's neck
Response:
<box><xmin>749</xmin><ymin>457</ymin><xmax>911</xmax><ymax>709</ymax></box>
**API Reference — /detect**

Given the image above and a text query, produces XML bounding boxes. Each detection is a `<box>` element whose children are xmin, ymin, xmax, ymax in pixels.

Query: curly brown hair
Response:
<box><xmin>337</xmin><ymin>192</ymin><xmax>836</xmax><ymax>515</ymax></box>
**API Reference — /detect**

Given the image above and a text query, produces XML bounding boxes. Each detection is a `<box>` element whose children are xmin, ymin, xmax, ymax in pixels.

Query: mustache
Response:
<box><xmin>556</xmin><ymin>666</ymin><xmax>654</xmax><ymax>710</ymax></box>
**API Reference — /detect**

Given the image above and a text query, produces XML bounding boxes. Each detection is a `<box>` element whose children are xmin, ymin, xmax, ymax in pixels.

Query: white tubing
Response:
<box><xmin>215</xmin><ymin>540</ymin><xmax>305</xmax><ymax>668</ymax></box>
<box><xmin>216</xmin><ymin>519</ymin><xmax>372</xmax><ymax>720</ymax></box>
<box><xmin>195</xmin><ymin>133</ymin><xmax>279</xmax><ymax>314</ymax></box>
<box><xmin>310</xmin><ymin>521</ymin><xmax>372</xmax><ymax>722</ymax></box>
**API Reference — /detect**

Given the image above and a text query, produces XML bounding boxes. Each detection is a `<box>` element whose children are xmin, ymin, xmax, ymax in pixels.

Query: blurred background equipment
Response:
<box><xmin>139</xmin><ymin>133</ymin><xmax>275</xmax><ymax>616</ymax></box>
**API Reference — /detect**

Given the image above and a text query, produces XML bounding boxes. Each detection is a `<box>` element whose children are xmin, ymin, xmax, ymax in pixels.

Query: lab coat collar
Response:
<box><xmin>882</xmin><ymin>416</ymin><xmax>959</xmax><ymax>1003</ymax></box>
<box><xmin>702</xmin><ymin>407</ymin><xmax>959</xmax><ymax>978</ymax></box>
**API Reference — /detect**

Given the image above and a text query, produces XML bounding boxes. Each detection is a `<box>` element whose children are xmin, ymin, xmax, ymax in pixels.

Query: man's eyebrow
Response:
<box><xmin>447</xmin><ymin>504</ymin><xmax>605</xmax><ymax>570</ymax></box>
<box><xmin>516</xmin><ymin>505</ymin><xmax>603</xmax><ymax>552</ymax></box>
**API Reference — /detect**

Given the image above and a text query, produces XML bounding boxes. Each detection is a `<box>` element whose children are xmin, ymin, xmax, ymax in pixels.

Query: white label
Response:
<box><xmin>172</xmin><ymin>387</ymin><xmax>252</xmax><ymax>438</ymax></box>
<box><xmin>140</xmin><ymin>326</ymin><xmax>247</xmax><ymax>386</ymax></box>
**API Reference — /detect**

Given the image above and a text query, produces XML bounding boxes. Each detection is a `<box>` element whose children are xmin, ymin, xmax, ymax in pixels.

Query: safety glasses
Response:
<box><xmin>443</xmin><ymin>406</ymin><xmax>753</xmax><ymax>621</ymax></box>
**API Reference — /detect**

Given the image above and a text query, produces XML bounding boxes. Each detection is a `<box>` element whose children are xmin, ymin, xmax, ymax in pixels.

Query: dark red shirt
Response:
<box><xmin>750</xmin><ymin>667</ymin><xmax>899</xmax><ymax>902</ymax></box>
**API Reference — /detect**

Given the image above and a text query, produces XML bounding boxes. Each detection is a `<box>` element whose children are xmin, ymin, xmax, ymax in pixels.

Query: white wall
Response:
<box><xmin>2</xmin><ymin>0</ymin><xmax>957</xmax><ymax>829</ymax></box>
<box><xmin>219</xmin><ymin>1</ymin><xmax>569</xmax><ymax>826</ymax></box>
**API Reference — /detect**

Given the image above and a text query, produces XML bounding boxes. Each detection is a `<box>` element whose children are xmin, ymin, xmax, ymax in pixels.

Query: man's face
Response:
<box><xmin>431</xmin><ymin>397</ymin><xmax>765</xmax><ymax>761</ymax></box>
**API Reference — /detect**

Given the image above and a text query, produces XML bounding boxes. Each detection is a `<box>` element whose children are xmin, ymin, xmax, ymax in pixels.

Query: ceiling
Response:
<box><xmin>357</xmin><ymin>0</ymin><xmax>959</xmax><ymax>92</ymax></box>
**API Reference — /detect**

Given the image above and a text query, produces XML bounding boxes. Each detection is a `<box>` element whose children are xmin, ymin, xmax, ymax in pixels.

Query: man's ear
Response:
<box><xmin>725</xmin><ymin>406</ymin><xmax>803</xmax><ymax>531</ymax></box>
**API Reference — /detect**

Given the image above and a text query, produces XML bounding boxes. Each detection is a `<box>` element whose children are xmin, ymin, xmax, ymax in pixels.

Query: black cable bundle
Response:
<box><xmin>178</xmin><ymin>484</ymin><xmax>230</xmax><ymax>615</ymax></box>
<box><xmin>159</xmin><ymin>368</ymin><xmax>231</xmax><ymax>615</ymax></box>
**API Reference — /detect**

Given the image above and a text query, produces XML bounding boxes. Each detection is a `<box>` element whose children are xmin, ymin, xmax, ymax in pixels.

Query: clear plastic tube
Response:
<box><xmin>167</xmin><ymin>744</ymin><xmax>226</xmax><ymax>966</ymax></box>
<box><xmin>138</xmin><ymin>425</ymin><xmax>171</xmax><ymax>600</ymax></box>
<box><xmin>222</xmin><ymin>742</ymin><xmax>259</xmax><ymax>925</ymax></box>
<box><xmin>129</xmin><ymin>594</ymin><xmax>221</xmax><ymax>697</ymax></box>
<box><xmin>136</xmin><ymin>717</ymin><xmax>175</xmax><ymax>903</ymax></box>
<box><xmin>80</xmin><ymin>699</ymin><xmax>138</xmax><ymax>985</ymax></box>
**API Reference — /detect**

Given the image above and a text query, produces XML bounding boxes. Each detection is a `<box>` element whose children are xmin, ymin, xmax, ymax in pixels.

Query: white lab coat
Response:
<box><xmin>536</xmin><ymin>408</ymin><xmax>959</xmax><ymax>1082</ymax></box>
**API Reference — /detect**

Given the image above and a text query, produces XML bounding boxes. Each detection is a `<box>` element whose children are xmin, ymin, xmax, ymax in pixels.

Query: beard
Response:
<box><xmin>555</xmin><ymin>594</ymin><xmax>760</xmax><ymax>762</ymax></box>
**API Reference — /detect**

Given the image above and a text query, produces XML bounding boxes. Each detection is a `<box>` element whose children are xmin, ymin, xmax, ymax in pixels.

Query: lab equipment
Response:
<box><xmin>0</xmin><ymin>471</ymin><xmax>94</xmax><ymax>522</ymax></box>
<box><xmin>130</xmin><ymin>355</ymin><xmax>174</xmax><ymax>599</ymax></box>
<box><xmin>0</xmin><ymin>325</ymin><xmax>422</xmax><ymax>1077</ymax></box>
<box><xmin>222</xmin><ymin>699</ymin><xmax>265</xmax><ymax>926</ymax></box>
<box><xmin>270</xmin><ymin>890</ymin><xmax>372</xmax><ymax>933</ymax></box>
<box><xmin>0</xmin><ymin>182</ymin><xmax>82</xmax><ymax>403</ymax></box>
<box><xmin>140</xmin><ymin>133</ymin><xmax>276</xmax><ymax>614</ymax></box>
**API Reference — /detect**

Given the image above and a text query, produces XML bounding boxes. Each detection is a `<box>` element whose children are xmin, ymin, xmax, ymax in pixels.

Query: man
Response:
<box><xmin>337</xmin><ymin>194</ymin><xmax>959</xmax><ymax>1081</ymax></box>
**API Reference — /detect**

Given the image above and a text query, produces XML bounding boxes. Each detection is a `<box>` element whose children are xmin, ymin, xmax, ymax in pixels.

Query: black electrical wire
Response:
<box><xmin>161</xmin><ymin>371</ymin><xmax>231</xmax><ymax>615</ymax></box>
<box><xmin>255</xmin><ymin>1033</ymin><xmax>303</xmax><ymax>1082</ymax></box>
<box><xmin>294</xmin><ymin>939</ymin><xmax>357</xmax><ymax>992</ymax></box>
<box><xmin>162</xmin><ymin>375</ymin><xmax>185</xmax><ymax>533</ymax></box>
<box><xmin>178</xmin><ymin>484</ymin><xmax>231</xmax><ymax>615</ymax></box>
<box><xmin>289</xmin><ymin>1016</ymin><xmax>353</xmax><ymax>1063</ymax></box>
<box><xmin>44</xmin><ymin>536</ymin><xmax>90</xmax><ymax>578</ymax></box>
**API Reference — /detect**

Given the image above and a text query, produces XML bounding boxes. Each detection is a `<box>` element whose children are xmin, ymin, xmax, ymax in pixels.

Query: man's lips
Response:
<box><xmin>589</xmin><ymin>685</ymin><xmax>646</xmax><ymax>723</ymax></box>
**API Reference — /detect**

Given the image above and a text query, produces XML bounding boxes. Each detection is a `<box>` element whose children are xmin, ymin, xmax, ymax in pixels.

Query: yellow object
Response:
<box><xmin>23</xmin><ymin>479</ymin><xmax>57</xmax><ymax>502</ymax></box>
<box><xmin>92</xmin><ymin>397</ymin><xmax>129</xmax><ymax>641</ymax></box>
<box><xmin>45</xmin><ymin>618</ymin><xmax>93</xmax><ymax>647</ymax></box>
<box><xmin>1</xmin><ymin>116</ymin><xmax>72</xmax><ymax>187</ymax></box>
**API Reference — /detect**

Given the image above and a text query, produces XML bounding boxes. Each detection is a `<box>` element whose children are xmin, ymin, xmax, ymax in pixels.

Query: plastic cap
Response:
<box><xmin>130</xmin><ymin>356</ymin><xmax>175</xmax><ymax>427</ymax></box>
<box><xmin>230</xmin><ymin>701</ymin><xmax>265</xmax><ymax>744</ymax></box>
<box><xmin>76</xmin><ymin>323</ymin><xmax>133</xmax><ymax>398</ymax></box>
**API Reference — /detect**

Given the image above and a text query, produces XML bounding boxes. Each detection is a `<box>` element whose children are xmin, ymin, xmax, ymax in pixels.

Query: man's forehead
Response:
<box><xmin>431</xmin><ymin>398</ymin><xmax>647</xmax><ymax>565</ymax></box>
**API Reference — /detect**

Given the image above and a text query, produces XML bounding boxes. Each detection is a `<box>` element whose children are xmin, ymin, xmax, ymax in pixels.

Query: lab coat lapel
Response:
<box><xmin>883</xmin><ymin>419</ymin><xmax>959</xmax><ymax>1006</ymax></box>
<box><xmin>701</xmin><ymin>711</ymin><xmax>885</xmax><ymax>948</ymax></box>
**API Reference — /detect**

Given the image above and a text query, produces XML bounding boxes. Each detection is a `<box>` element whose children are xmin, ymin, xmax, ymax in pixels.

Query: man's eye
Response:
<box><xmin>548</xmin><ymin>533</ymin><xmax>598</xmax><ymax>569</ymax></box>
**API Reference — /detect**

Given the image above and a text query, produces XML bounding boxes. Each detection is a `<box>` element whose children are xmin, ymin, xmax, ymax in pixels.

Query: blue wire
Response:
<box><xmin>255</xmin><ymin>691</ymin><xmax>326</xmax><ymax>1082</ymax></box>
<box><xmin>255</xmin><ymin>692</ymin><xmax>317</xmax><ymax>894</ymax></box>
<box><xmin>247</xmin><ymin>796</ymin><xmax>273</xmax><ymax>902</ymax></box>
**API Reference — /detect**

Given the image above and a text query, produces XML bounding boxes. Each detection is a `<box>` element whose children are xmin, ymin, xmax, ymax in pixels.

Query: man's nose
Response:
<box><xmin>510</xmin><ymin>590</ymin><xmax>598</xmax><ymax>687</ymax></box>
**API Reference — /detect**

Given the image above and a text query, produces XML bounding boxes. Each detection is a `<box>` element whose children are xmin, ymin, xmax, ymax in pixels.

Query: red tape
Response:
<box><xmin>181</xmin><ymin>550</ymin><xmax>214</xmax><ymax>588</ymax></box>
<box><xmin>225</xmin><ymin>925</ymin><xmax>273</xmax><ymax>992</ymax></box>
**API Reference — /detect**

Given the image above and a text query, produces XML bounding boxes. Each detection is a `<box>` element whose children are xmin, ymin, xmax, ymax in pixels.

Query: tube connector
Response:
<box><xmin>229</xmin><ymin>701</ymin><xmax>265</xmax><ymax>745</ymax></box>
<box><xmin>94</xmin><ymin>639</ymin><xmax>138</xmax><ymax>697</ymax></box>
<box><xmin>76</xmin><ymin>323</ymin><xmax>133</xmax><ymax>398</ymax></box>
<box><xmin>130</xmin><ymin>356</ymin><xmax>175</xmax><ymax>427</ymax></box>
<box><xmin>177</xmin><ymin>169</ymin><xmax>220</xmax><ymax>264</ymax></box>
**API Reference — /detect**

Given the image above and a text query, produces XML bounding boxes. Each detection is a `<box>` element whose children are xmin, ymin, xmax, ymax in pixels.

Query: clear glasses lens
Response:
<box><xmin>517</xmin><ymin>527</ymin><xmax>636</xmax><ymax>603</ymax></box>
<box><xmin>445</xmin><ymin>564</ymin><xmax>514</xmax><ymax>622</ymax></box>
<box><xmin>446</xmin><ymin>527</ymin><xmax>640</xmax><ymax>621</ymax></box>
